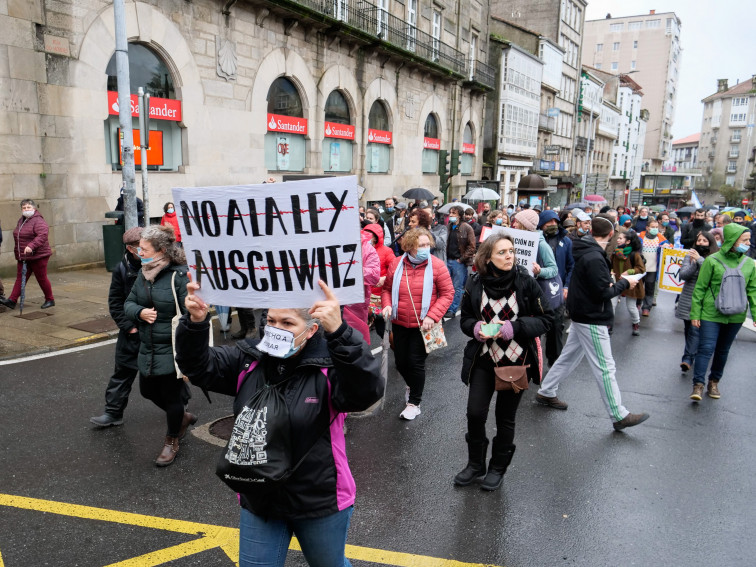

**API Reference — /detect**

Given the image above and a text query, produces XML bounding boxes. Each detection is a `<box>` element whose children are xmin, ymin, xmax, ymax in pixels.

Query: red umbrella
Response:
<box><xmin>585</xmin><ymin>194</ymin><xmax>607</xmax><ymax>202</ymax></box>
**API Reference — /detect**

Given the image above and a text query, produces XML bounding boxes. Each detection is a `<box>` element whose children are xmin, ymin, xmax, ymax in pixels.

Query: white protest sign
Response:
<box><xmin>658</xmin><ymin>248</ymin><xmax>687</xmax><ymax>294</ymax></box>
<box><xmin>172</xmin><ymin>176</ymin><xmax>363</xmax><ymax>308</ymax></box>
<box><xmin>480</xmin><ymin>226</ymin><xmax>540</xmax><ymax>275</ymax></box>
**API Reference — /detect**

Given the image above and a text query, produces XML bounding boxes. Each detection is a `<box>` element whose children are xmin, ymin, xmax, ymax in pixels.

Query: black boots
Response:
<box><xmin>480</xmin><ymin>439</ymin><xmax>516</xmax><ymax>492</ymax></box>
<box><xmin>231</xmin><ymin>308</ymin><xmax>256</xmax><ymax>339</ymax></box>
<box><xmin>453</xmin><ymin>435</ymin><xmax>489</xmax><ymax>486</ymax></box>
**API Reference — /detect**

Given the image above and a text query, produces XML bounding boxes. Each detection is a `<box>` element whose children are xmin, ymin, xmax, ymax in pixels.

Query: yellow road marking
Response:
<box><xmin>0</xmin><ymin>493</ymin><xmax>495</xmax><ymax>567</ymax></box>
<box><xmin>0</xmin><ymin>546</ymin><xmax>4</xmax><ymax>567</ymax></box>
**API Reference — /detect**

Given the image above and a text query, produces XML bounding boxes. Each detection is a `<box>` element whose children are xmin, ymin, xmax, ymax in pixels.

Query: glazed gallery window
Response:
<box><xmin>367</xmin><ymin>100</ymin><xmax>391</xmax><ymax>173</ymax></box>
<box><xmin>322</xmin><ymin>90</ymin><xmax>354</xmax><ymax>172</ymax></box>
<box><xmin>461</xmin><ymin>122</ymin><xmax>474</xmax><ymax>175</ymax></box>
<box><xmin>422</xmin><ymin>114</ymin><xmax>439</xmax><ymax>174</ymax></box>
<box><xmin>265</xmin><ymin>77</ymin><xmax>306</xmax><ymax>172</ymax></box>
<box><xmin>104</xmin><ymin>43</ymin><xmax>183</xmax><ymax>172</ymax></box>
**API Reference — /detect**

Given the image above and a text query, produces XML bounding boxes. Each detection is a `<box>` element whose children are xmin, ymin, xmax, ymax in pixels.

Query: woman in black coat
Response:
<box><xmin>455</xmin><ymin>233</ymin><xmax>553</xmax><ymax>491</ymax></box>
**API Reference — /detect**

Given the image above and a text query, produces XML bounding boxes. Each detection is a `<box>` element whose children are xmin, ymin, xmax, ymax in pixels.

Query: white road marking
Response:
<box><xmin>0</xmin><ymin>339</ymin><xmax>118</xmax><ymax>366</ymax></box>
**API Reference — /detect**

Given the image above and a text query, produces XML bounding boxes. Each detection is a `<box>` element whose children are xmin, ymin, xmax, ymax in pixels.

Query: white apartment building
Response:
<box><xmin>574</xmin><ymin>70</ymin><xmax>604</xmax><ymax>194</ymax></box>
<box><xmin>613</xmin><ymin>76</ymin><xmax>647</xmax><ymax>204</ymax></box>
<box><xmin>583</xmin><ymin>10</ymin><xmax>681</xmax><ymax>168</ymax></box>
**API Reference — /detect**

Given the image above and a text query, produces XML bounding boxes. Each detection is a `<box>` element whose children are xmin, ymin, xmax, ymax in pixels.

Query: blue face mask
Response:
<box><xmin>495</xmin><ymin>218</ymin><xmax>503</xmax><ymax>225</ymax></box>
<box><xmin>140</xmin><ymin>256</ymin><xmax>154</xmax><ymax>265</ymax></box>
<box><xmin>647</xmin><ymin>228</ymin><xmax>659</xmax><ymax>237</ymax></box>
<box><xmin>662</xmin><ymin>221</ymin><xmax>669</xmax><ymax>227</ymax></box>
<box><xmin>385</xmin><ymin>207</ymin><xmax>394</xmax><ymax>213</ymax></box>
<box><xmin>716</xmin><ymin>240</ymin><xmax>722</xmax><ymax>247</ymax></box>
<box><xmin>167</xmin><ymin>208</ymin><xmax>174</xmax><ymax>214</ymax></box>
<box><xmin>735</xmin><ymin>243</ymin><xmax>749</xmax><ymax>254</ymax></box>
<box><xmin>415</xmin><ymin>247</ymin><xmax>430</xmax><ymax>261</ymax></box>
<box><xmin>449</xmin><ymin>216</ymin><xmax>458</xmax><ymax>224</ymax></box>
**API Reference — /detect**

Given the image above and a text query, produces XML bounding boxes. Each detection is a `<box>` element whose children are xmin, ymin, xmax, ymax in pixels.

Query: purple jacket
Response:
<box><xmin>13</xmin><ymin>210</ymin><xmax>52</xmax><ymax>261</ymax></box>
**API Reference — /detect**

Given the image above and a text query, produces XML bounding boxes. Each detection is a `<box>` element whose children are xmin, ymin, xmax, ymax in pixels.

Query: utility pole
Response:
<box><xmin>114</xmin><ymin>0</ymin><xmax>137</xmax><ymax>229</ymax></box>
<box><xmin>138</xmin><ymin>87</ymin><xmax>151</xmax><ymax>227</ymax></box>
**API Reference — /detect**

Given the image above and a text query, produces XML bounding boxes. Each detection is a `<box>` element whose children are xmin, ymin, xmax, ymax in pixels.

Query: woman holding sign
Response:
<box><xmin>124</xmin><ymin>225</ymin><xmax>194</xmax><ymax>467</ymax></box>
<box><xmin>454</xmin><ymin>233</ymin><xmax>553</xmax><ymax>491</ymax></box>
<box><xmin>381</xmin><ymin>228</ymin><xmax>454</xmax><ymax>420</ymax></box>
<box><xmin>175</xmin><ymin>278</ymin><xmax>383</xmax><ymax>567</ymax></box>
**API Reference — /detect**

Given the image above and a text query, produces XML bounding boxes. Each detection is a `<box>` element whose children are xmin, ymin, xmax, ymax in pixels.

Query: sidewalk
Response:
<box><xmin>0</xmin><ymin>268</ymin><xmax>117</xmax><ymax>360</ymax></box>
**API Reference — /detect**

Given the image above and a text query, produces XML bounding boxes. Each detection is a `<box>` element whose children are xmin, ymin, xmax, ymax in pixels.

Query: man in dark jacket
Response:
<box><xmin>464</xmin><ymin>207</ymin><xmax>482</xmax><ymax>243</ymax></box>
<box><xmin>538</xmin><ymin>210</ymin><xmax>574</xmax><ymax>365</ymax></box>
<box><xmin>680</xmin><ymin>208</ymin><xmax>711</xmax><ymax>249</ymax></box>
<box><xmin>631</xmin><ymin>206</ymin><xmax>651</xmax><ymax>233</ymax></box>
<box><xmin>90</xmin><ymin>227</ymin><xmax>144</xmax><ymax>427</ymax></box>
<box><xmin>535</xmin><ymin>214</ymin><xmax>650</xmax><ymax>431</ymax></box>
<box><xmin>445</xmin><ymin>205</ymin><xmax>477</xmax><ymax>318</ymax></box>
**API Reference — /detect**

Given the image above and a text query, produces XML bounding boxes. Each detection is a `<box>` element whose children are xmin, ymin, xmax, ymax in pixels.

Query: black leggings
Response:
<box><xmin>466</xmin><ymin>360</ymin><xmax>523</xmax><ymax>445</ymax></box>
<box><xmin>392</xmin><ymin>323</ymin><xmax>428</xmax><ymax>405</ymax></box>
<box><xmin>140</xmin><ymin>373</ymin><xmax>186</xmax><ymax>437</ymax></box>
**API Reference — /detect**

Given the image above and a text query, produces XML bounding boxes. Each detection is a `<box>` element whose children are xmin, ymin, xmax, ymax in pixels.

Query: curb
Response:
<box><xmin>0</xmin><ymin>329</ymin><xmax>119</xmax><ymax>362</ymax></box>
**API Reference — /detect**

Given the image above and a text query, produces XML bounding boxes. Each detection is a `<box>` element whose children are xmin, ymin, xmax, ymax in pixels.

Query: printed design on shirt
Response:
<box><xmin>226</xmin><ymin>406</ymin><xmax>268</xmax><ymax>465</ymax></box>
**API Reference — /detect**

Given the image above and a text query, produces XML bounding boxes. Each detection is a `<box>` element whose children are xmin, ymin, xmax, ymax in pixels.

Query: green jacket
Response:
<box><xmin>124</xmin><ymin>264</ymin><xmax>188</xmax><ymax>376</ymax></box>
<box><xmin>689</xmin><ymin>223</ymin><xmax>756</xmax><ymax>323</ymax></box>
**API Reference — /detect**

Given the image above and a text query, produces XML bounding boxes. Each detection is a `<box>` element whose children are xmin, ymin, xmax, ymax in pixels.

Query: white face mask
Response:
<box><xmin>22</xmin><ymin>210</ymin><xmax>34</xmax><ymax>218</ymax></box>
<box><xmin>257</xmin><ymin>326</ymin><xmax>309</xmax><ymax>358</ymax></box>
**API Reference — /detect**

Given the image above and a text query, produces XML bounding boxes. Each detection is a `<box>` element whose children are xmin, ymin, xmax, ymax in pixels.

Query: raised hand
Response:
<box><xmin>309</xmin><ymin>280</ymin><xmax>342</xmax><ymax>333</ymax></box>
<box><xmin>184</xmin><ymin>272</ymin><xmax>208</xmax><ymax>323</ymax></box>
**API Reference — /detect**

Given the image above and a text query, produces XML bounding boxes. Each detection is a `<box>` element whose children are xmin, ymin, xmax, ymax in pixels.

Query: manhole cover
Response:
<box><xmin>209</xmin><ymin>416</ymin><xmax>234</xmax><ymax>441</ymax></box>
<box><xmin>17</xmin><ymin>312</ymin><xmax>50</xmax><ymax>320</ymax></box>
<box><xmin>69</xmin><ymin>318</ymin><xmax>118</xmax><ymax>333</ymax></box>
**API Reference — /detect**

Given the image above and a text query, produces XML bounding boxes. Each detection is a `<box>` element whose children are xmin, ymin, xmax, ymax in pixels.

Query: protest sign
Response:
<box><xmin>658</xmin><ymin>248</ymin><xmax>687</xmax><ymax>293</ymax></box>
<box><xmin>479</xmin><ymin>226</ymin><xmax>540</xmax><ymax>275</ymax></box>
<box><xmin>172</xmin><ymin>176</ymin><xmax>363</xmax><ymax>308</ymax></box>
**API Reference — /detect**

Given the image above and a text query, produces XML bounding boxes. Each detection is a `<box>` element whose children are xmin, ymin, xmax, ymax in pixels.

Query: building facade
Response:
<box><xmin>699</xmin><ymin>77</ymin><xmax>756</xmax><ymax>204</ymax></box>
<box><xmin>583</xmin><ymin>10</ymin><xmax>681</xmax><ymax>169</ymax></box>
<box><xmin>0</xmin><ymin>0</ymin><xmax>494</xmax><ymax>272</ymax></box>
<box><xmin>670</xmin><ymin>133</ymin><xmax>701</xmax><ymax>188</ymax></box>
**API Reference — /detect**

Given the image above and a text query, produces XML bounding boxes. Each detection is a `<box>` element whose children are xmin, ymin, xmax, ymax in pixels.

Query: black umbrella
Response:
<box><xmin>18</xmin><ymin>261</ymin><xmax>27</xmax><ymax>315</ymax></box>
<box><xmin>564</xmin><ymin>202</ymin><xmax>589</xmax><ymax>210</ymax></box>
<box><xmin>676</xmin><ymin>206</ymin><xmax>696</xmax><ymax>215</ymax></box>
<box><xmin>402</xmin><ymin>187</ymin><xmax>436</xmax><ymax>201</ymax></box>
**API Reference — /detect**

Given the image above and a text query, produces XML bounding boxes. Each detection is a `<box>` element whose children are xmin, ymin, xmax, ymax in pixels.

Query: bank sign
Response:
<box><xmin>324</xmin><ymin>121</ymin><xmax>355</xmax><ymax>140</ymax></box>
<box><xmin>267</xmin><ymin>113</ymin><xmax>308</xmax><ymax>135</ymax></box>
<box><xmin>368</xmin><ymin>128</ymin><xmax>392</xmax><ymax>145</ymax></box>
<box><xmin>107</xmin><ymin>91</ymin><xmax>182</xmax><ymax>122</ymax></box>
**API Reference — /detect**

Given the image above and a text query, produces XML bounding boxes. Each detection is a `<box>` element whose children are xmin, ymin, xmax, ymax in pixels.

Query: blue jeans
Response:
<box><xmin>446</xmin><ymin>259</ymin><xmax>468</xmax><ymax>314</ymax></box>
<box><xmin>681</xmin><ymin>319</ymin><xmax>700</xmax><ymax>366</ymax></box>
<box><xmin>692</xmin><ymin>320</ymin><xmax>742</xmax><ymax>385</ymax></box>
<box><xmin>239</xmin><ymin>506</ymin><xmax>353</xmax><ymax>567</ymax></box>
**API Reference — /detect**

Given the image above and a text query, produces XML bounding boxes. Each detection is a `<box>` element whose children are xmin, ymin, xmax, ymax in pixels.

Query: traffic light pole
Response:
<box><xmin>138</xmin><ymin>87</ymin><xmax>150</xmax><ymax>227</ymax></box>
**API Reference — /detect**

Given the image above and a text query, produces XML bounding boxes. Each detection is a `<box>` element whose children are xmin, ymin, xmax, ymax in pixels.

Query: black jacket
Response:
<box><xmin>680</xmin><ymin>220</ymin><xmax>712</xmax><ymax>249</ymax></box>
<box><xmin>175</xmin><ymin>317</ymin><xmax>384</xmax><ymax>520</ymax></box>
<box><xmin>109</xmin><ymin>253</ymin><xmax>142</xmax><ymax>369</ymax></box>
<box><xmin>124</xmin><ymin>264</ymin><xmax>188</xmax><ymax>376</ymax></box>
<box><xmin>460</xmin><ymin>267</ymin><xmax>553</xmax><ymax>385</ymax></box>
<box><xmin>567</xmin><ymin>236</ymin><xmax>629</xmax><ymax>326</ymax></box>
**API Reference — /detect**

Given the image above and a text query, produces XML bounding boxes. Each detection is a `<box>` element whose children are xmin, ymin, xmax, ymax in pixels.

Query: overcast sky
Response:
<box><xmin>585</xmin><ymin>0</ymin><xmax>756</xmax><ymax>141</ymax></box>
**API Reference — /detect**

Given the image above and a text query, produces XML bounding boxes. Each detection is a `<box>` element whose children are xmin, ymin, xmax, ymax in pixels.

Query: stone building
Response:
<box><xmin>0</xmin><ymin>0</ymin><xmax>494</xmax><ymax>272</ymax></box>
<box><xmin>698</xmin><ymin>77</ymin><xmax>756</xmax><ymax>204</ymax></box>
<box><xmin>583</xmin><ymin>10</ymin><xmax>681</xmax><ymax>169</ymax></box>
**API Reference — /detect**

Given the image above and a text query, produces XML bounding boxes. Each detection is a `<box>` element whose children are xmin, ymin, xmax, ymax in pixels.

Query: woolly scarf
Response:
<box><xmin>391</xmin><ymin>254</ymin><xmax>433</xmax><ymax>321</ymax></box>
<box><xmin>141</xmin><ymin>255</ymin><xmax>171</xmax><ymax>282</ymax></box>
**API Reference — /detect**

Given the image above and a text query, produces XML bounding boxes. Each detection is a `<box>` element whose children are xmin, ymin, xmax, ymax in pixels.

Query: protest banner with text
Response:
<box><xmin>658</xmin><ymin>248</ymin><xmax>687</xmax><ymax>293</ymax></box>
<box><xmin>479</xmin><ymin>226</ymin><xmax>540</xmax><ymax>275</ymax></box>
<box><xmin>171</xmin><ymin>176</ymin><xmax>363</xmax><ymax>308</ymax></box>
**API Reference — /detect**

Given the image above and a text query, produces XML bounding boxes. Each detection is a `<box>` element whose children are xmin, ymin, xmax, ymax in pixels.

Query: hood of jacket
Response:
<box><xmin>363</xmin><ymin>223</ymin><xmax>385</xmax><ymax>248</ymax></box>
<box><xmin>722</xmin><ymin>222</ymin><xmax>748</xmax><ymax>254</ymax></box>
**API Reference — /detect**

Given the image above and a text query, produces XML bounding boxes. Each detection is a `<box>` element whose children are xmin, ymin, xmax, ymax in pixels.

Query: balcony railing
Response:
<box><xmin>731</xmin><ymin>135</ymin><xmax>741</xmax><ymax>143</ymax></box>
<box><xmin>727</xmin><ymin>165</ymin><xmax>737</xmax><ymax>173</ymax></box>
<box><xmin>538</xmin><ymin>114</ymin><xmax>555</xmax><ymax>132</ymax></box>
<box><xmin>467</xmin><ymin>60</ymin><xmax>496</xmax><ymax>90</ymax></box>
<box><xmin>729</xmin><ymin>150</ymin><xmax>740</xmax><ymax>158</ymax></box>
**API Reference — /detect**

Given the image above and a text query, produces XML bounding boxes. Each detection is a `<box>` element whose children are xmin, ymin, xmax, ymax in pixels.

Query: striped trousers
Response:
<box><xmin>538</xmin><ymin>322</ymin><xmax>629</xmax><ymax>422</ymax></box>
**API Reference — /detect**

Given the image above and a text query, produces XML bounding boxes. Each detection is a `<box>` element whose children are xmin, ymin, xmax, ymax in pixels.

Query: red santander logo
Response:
<box><xmin>324</xmin><ymin>121</ymin><xmax>355</xmax><ymax>140</ymax></box>
<box><xmin>368</xmin><ymin>128</ymin><xmax>392</xmax><ymax>145</ymax></box>
<box><xmin>462</xmin><ymin>143</ymin><xmax>476</xmax><ymax>154</ymax></box>
<box><xmin>107</xmin><ymin>91</ymin><xmax>182</xmax><ymax>122</ymax></box>
<box><xmin>423</xmin><ymin>137</ymin><xmax>440</xmax><ymax>150</ymax></box>
<box><xmin>267</xmin><ymin>113</ymin><xmax>308</xmax><ymax>135</ymax></box>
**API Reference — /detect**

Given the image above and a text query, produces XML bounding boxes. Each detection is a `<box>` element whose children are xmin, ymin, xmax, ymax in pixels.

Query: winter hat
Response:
<box><xmin>563</xmin><ymin>218</ymin><xmax>576</xmax><ymax>228</ymax></box>
<box><xmin>123</xmin><ymin>226</ymin><xmax>143</xmax><ymax>245</ymax></box>
<box><xmin>515</xmin><ymin>209</ymin><xmax>540</xmax><ymax>231</ymax></box>
<box><xmin>537</xmin><ymin>209</ymin><xmax>559</xmax><ymax>229</ymax></box>
<box><xmin>363</xmin><ymin>223</ymin><xmax>384</xmax><ymax>243</ymax></box>
<box><xmin>619</xmin><ymin>214</ymin><xmax>632</xmax><ymax>226</ymax></box>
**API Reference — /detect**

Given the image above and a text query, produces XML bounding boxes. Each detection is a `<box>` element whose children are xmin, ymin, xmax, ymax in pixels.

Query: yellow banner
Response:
<box><xmin>658</xmin><ymin>248</ymin><xmax>688</xmax><ymax>293</ymax></box>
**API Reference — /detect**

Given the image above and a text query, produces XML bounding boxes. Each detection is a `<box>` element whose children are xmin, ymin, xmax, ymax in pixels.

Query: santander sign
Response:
<box><xmin>324</xmin><ymin>121</ymin><xmax>355</xmax><ymax>140</ymax></box>
<box><xmin>107</xmin><ymin>91</ymin><xmax>182</xmax><ymax>122</ymax></box>
<box><xmin>367</xmin><ymin>128</ymin><xmax>392</xmax><ymax>145</ymax></box>
<box><xmin>267</xmin><ymin>113</ymin><xmax>308</xmax><ymax>135</ymax></box>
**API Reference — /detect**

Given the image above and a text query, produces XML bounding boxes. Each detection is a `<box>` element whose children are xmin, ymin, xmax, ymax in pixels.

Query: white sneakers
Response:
<box><xmin>399</xmin><ymin>403</ymin><xmax>421</xmax><ymax>420</ymax></box>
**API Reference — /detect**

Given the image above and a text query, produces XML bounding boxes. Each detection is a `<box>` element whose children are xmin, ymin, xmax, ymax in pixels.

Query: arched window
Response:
<box><xmin>367</xmin><ymin>100</ymin><xmax>391</xmax><ymax>173</ymax></box>
<box><xmin>422</xmin><ymin>114</ymin><xmax>440</xmax><ymax>174</ymax></box>
<box><xmin>104</xmin><ymin>43</ymin><xmax>183</xmax><ymax>172</ymax></box>
<box><xmin>265</xmin><ymin>77</ymin><xmax>307</xmax><ymax>172</ymax></box>
<box><xmin>323</xmin><ymin>90</ymin><xmax>354</xmax><ymax>172</ymax></box>
<box><xmin>461</xmin><ymin>122</ymin><xmax>475</xmax><ymax>175</ymax></box>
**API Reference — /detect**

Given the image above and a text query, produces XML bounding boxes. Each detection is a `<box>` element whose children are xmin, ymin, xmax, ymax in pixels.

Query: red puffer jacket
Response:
<box><xmin>381</xmin><ymin>254</ymin><xmax>454</xmax><ymax>328</ymax></box>
<box><xmin>13</xmin><ymin>210</ymin><xmax>52</xmax><ymax>261</ymax></box>
<box><xmin>363</xmin><ymin>223</ymin><xmax>396</xmax><ymax>296</ymax></box>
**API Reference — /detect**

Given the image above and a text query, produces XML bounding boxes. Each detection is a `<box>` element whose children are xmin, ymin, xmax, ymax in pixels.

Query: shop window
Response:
<box><xmin>322</xmin><ymin>90</ymin><xmax>354</xmax><ymax>172</ymax></box>
<box><xmin>265</xmin><ymin>77</ymin><xmax>306</xmax><ymax>172</ymax></box>
<box><xmin>422</xmin><ymin>114</ymin><xmax>440</xmax><ymax>174</ymax></box>
<box><xmin>461</xmin><ymin>122</ymin><xmax>474</xmax><ymax>175</ymax></box>
<box><xmin>104</xmin><ymin>43</ymin><xmax>183</xmax><ymax>172</ymax></box>
<box><xmin>367</xmin><ymin>100</ymin><xmax>391</xmax><ymax>174</ymax></box>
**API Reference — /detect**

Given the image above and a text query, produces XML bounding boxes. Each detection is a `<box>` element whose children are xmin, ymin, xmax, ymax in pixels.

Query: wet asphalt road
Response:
<box><xmin>1</xmin><ymin>291</ymin><xmax>755</xmax><ymax>567</ymax></box>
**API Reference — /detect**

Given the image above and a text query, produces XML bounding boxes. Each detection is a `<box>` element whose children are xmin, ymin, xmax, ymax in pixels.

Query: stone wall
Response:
<box><xmin>0</xmin><ymin>0</ymin><xmax>488</xmax><ymax>273</ymax></box>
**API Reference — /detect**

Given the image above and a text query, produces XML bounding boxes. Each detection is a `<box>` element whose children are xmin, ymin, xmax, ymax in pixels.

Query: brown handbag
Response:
<box><xmin>494</xmin><ymin>365</ymin><xmax>530</xmax><ymax>393</ymax></box>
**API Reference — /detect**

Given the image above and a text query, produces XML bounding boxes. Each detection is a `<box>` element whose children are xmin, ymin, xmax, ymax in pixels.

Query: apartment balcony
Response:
<box><xmin>729</xmin><ymin>150</ymin><xmax>740</xmax><ymax>158</ymax></box>
<box><xmin>711</xmin><ymin>136</ymin><xmax>718</xmax><ymax>145</ymax></box>
<box><xmin>463</xmin><ymin>59</ymin><xmax>496</xmax><ymax>91</ymax></box>
<box><xmin>730</xmin><ymin>135</ymin><xmax>741</xmax><ymax>143</ymax></box>
<box><xmin>727</xmin><ymin>166</ymin><xmax>737</xmax><ymax>173</ymax></box>
<box><xmin>538</xmin><ymin>113</ymin><xmax>555</xmax><ymax>132</ymax></box>
<box><xmin>259</xmin><ymin>0</ymin><xmax>467</xmax><ymax>79</ymax></box>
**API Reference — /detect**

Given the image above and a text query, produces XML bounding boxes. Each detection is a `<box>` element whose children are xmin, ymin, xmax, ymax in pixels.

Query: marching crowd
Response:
<box><xmin>3</xmin><ymin>194</ymin><xmax>755</xmax><ymax>567</ymax></box>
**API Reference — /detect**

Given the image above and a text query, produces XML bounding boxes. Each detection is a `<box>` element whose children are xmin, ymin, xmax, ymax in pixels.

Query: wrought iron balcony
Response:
<box><xmin>465</xmin><ymin>59</ymin><xmax>496</xmax><ymax>91</ymax></box>
<box><xmin>262</xmin><ymin>0</ymin><xmax>467</xmax><ymax>77</ymax></box>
